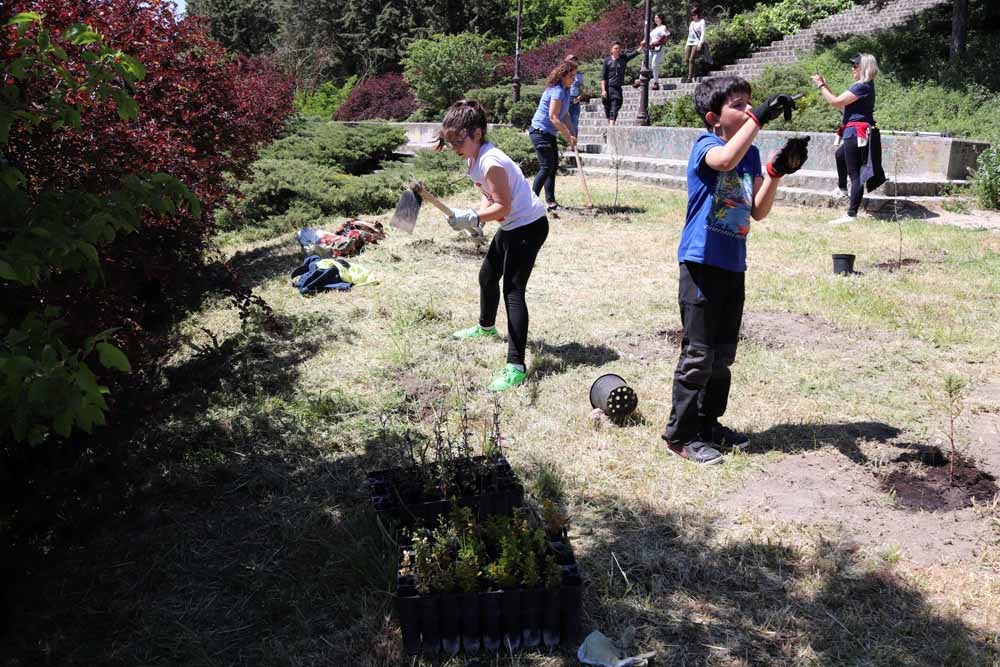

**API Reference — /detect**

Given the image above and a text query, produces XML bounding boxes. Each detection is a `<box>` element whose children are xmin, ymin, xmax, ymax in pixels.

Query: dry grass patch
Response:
<box><xmin>4</xmin><ymin>177</ymin><xmax>999</xmax><ymax>665</ymax></box>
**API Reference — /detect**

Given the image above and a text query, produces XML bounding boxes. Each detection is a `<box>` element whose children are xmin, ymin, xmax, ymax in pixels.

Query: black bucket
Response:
<box><xmin>832</xmin><ymin>254</ymin><xmax>856</xmax><ymax>275</ymax></box>
<box><xmin>589</xmin><ymin>373</ymin><xmax>638</xmax><ymax>418</ymax></box>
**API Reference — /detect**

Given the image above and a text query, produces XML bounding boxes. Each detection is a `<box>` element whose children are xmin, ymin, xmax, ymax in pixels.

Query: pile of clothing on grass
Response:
<box><xmin>296</xmin><ymin>219</ymin><xmax>385</xmax><ymax>258</ymax></box>
<box><xmin>290</xmin><ymin>255</ymin><xmax>377</xmax><ymax>295</ymax></box>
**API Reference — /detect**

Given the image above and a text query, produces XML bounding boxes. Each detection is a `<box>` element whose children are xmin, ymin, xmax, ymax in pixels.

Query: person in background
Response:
<box><xmin>601</xmin><ymin>41</ymin><xmax>640</xmax><ymax>126</ymax></box>
<box><xmin>646</xmin><ymin>13</ymin><xmax>671</xmax><ymax>90</ymax></box>
<box><xmin>528</xmin><ymin>60</ymin><xmax>578</xmax><ymax>211</ymax></box>
<box><xmin>812</xmin><ymin>53</ymin><xmax>881</xmax><ymax>223</ymax></box>
<box><xmin>565</xmin><ymin>54</ymin><xmax>584</xmax><ymax>136</ymax></box>
<box><xmin>684</xmin><ymin>6</ymin><xmax>706</xmax><ymax>83</ymax></box>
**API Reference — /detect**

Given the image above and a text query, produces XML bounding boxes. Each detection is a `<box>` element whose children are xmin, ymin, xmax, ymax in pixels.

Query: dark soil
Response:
<box><xmin>397</xmin><ymin>372</ymin><xmax>451</xmax><ymax>423</ymax></box>
<box><xmin>875</xmin><ymin>258</ymin><xmax>921</xmax><ymax>272</ymax></box>
<box><xmin>882</xmin><ymin>457</ymin><xmax>998</xmax><ymax>512</ymax></box>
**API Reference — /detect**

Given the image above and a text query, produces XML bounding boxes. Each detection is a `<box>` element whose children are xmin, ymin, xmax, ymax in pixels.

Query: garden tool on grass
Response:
<box><xmin>390</xmin><ymin>182</ymin><xmax>484</xmax><ymax>240</ymax></box>
<box><xmin>572</xmin><ymin>146</ymin><xmax>594</xmax><ymax>208</ymax></box>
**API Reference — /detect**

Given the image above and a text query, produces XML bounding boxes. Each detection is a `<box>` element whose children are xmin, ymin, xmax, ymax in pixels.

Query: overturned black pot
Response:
<box><xmin>832</xmin><ymin>253</ymin><xmax>856</xmax><ymax>275</ymax></box>
<box><xmin>590</xmin><ymin>373</ymin><xmax>638</xmax><ymax>418</ymax></box>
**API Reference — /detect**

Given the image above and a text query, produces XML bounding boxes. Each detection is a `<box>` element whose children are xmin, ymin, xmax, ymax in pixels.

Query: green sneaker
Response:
<box><xmin>452</xmin><ymin>324</ymin><xmax>499</xmax><ymax>340</ymax></box>
<box><xmin>488</xmin><ymin>364</ymin><xmax>527</xmax><ymax>392</ymax></box>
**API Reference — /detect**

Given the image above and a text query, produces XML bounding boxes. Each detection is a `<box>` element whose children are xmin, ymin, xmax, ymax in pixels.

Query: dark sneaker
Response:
<box><xmin>665</xmin><ymin>439</ymin><xmax>724</xmax><ymax>466</ymax></box>
<box><xmin>701</xmin><ymin>422</ymin><xmax>750</xmax><ymax>451</ymax></box>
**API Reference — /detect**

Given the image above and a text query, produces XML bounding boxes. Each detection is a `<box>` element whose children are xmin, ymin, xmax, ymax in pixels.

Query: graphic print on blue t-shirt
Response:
<box><xmin>676</xmin><ymin>133</ymin><xmax>761</xmax><ymax>272</ymax></box>
<box><xmin>707</xmin><ymin>170</ymin><xmax>753</xmax><ymax>239</ymax></box>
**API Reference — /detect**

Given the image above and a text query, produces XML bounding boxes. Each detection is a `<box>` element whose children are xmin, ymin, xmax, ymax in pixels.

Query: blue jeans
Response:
<box><xmin>529</xmin><ymin>129</ymin><xmax>559</xmax><ymax>205</ymax></box>
<box><xmin>568</xmin><ymin>103</ymin><xmax>581</xmax><ymax>136</ymax></box>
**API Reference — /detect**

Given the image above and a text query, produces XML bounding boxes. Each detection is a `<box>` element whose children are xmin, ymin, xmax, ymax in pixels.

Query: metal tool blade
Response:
<box><xmin>390</xmin><ymin>187</ymin><xmax>422</xmax><ymax>233</ymax></box>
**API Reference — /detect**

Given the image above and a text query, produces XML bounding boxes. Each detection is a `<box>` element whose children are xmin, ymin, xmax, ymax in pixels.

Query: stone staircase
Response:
<box><xmin>567</xmin><ymin>0</ymin><xmax>966</xmax><ymax>209</ymax></box>
<box><xmin>576</xmin><ymin>0</ymin><xmax>952</xmax><ymax>131</ymax></box>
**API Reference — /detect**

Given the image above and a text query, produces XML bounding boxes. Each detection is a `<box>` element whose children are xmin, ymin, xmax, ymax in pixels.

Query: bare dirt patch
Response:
<box><xmin>613</xmin><ymin>328</ymin><xmax>683</xmax><ymax>362</ymax></box>
<box><xmin>719</xmin><ymin>449</ymin><xmax>992</xmax><ymax>567</ymax></box>
<box><xmin>397</xmin><ymin>371</ymin><xmax>451</xmax><ymax>423</ymax></box>
<box><xmin>882</xmin><ymin>457</ymin><xmax>998</xmax><ymax>512</ymax></box>
<box><xmin>875</xmin><ymin>257</ymin><xmax>922</xmax><ymax>272</ymax></box>
<box><xmin>740</xmin><ymin>311</ymin><xmax>847</xmax><ymax>350</ymax></box>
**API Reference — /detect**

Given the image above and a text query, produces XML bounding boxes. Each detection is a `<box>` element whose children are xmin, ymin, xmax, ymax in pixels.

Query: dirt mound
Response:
<box><xmin>883</xmin><ymin>458</ymin><xmax>998</xmax><ymax>512</ymax></box>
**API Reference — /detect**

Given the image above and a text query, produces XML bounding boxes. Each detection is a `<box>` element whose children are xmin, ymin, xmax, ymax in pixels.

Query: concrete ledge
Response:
<box><xmin>570</xmin><ymin>126</ymin><xmax>987</xmax><ymax>181</ymax></box>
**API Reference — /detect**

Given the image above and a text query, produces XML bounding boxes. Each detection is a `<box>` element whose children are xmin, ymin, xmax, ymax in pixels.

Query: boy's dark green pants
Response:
<box><xmin>663</xmin><ymin>261</ymin><xmax>745</xmax><ymax>445</ymax></box>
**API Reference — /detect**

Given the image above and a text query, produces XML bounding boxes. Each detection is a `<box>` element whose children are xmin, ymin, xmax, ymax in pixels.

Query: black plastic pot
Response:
<box><xmin>521</xmin><ymin>587</ymin><xmax>543</xmax><ymax>647</ymax></box>
<box><xmin>481</xmin><ymin>590</ymin><xmax>502</xmax><ymax>653</ymax></box>
<box><xmin>441</xmin><ymin>592</ymin><xmax>461</xmax><ymax>656</ymax></box>
<box><xmin>542</xmin><ymin>587</ymin><xmax>561</xmax><ymax>647</ymax></box>
<box><xmin>502</xmin><ymin>588</ymin><xmax>522</xmax><ymax>650</ymax></box>
<box><xmin>833</xmin><ymin>253</ymin><xmax>856</xmax><ymax>275</ymax></box>
<box><xmin>560</xmin><ymin>573</ymin><xmax>583</xmax><ymax>644</ymax></box>
<box><xmin>421</xmin><ymin>594</ymin><xmax>441</xmax><ymax>655</ymax></box>
<box><xmin>461</xmin><ymin>591</ymin><xmax>481</xmax><ymax>654</ymax></box>
<box><xmin>589</xmin><ymin>373</ymin><xmax>638</xmax><ymax>418</ymax></box>
<box><xmin>396</xmin><ymin>586</ymin><xmax>421</xmax><ymax>656</ymax></box>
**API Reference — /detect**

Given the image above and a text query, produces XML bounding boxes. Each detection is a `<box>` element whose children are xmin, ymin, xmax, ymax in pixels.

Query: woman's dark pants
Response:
<box><xmin>529</xmin><ymin>130</ymin><xmax>559</xmax><ymax>205</ymax></box>
<box><xmin>835</xmin><ymin>136</ymin><xmax>869</xmax><ymax>216</ymax></box>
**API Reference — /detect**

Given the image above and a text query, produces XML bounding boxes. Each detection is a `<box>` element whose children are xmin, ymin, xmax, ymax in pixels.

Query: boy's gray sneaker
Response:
<box><xmin>665</xmin><ymin>439</ymin><xmax>724</xmax><ymax>466</ymax></box>
<box><xmin>701</xmin><ymin>422</ymin><xmax>750</xmax><ymax>451</ymax></box>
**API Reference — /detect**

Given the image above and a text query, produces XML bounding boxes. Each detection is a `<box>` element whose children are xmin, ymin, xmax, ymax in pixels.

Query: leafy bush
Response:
<box><xmin>1</xmin><ymin>13</ymin><xmax>197</xmax><ymax>444</ymax></box>
<box><xmin>507</xmin><ymin>100</ymin><xmax>539</xmax><ymax>130</ymax></box>
<box><xmin>294</xmin><ymin>76</ymin><xmax>357</xmax><ymax>118</ymax></box>
<box><xmin>3</xmin><ymin>1</ymin><xmax>292</xmax><ymax>444</ymax></box>
<box><xmin>219</xmin><ymin>123</ymin><xmax>469</xmax><ymax>238</ymax></box>
<box><xmin>403</xmin><ymin>33</ymin><xmax>501</xmax><ymax>113</ymax></box>
<box><xmin>261</xmin><ymin>120</ymin><xmax>405</xmax><ymax>174</ymax></box>
<box><xmin>489</xmin><ymin>127</ymin><xmax>538</xmax><ymax>175</ymax></box>
<box><xmin>335</xmin><ymin>73</ymin><xmax>418</xmax><ymax>121</ymax></box>
<box><xmin>496</xmin><ymin>3</ymin><xmax>644</xmax><ymax>83</ymax></box>
<box><xmin>973</xmin><ymin>147</ymin><xmax>1000</xmax><ymax>210</ymax></box>
<box><xmin>463</xmin><ymin>84</ymin><xmax>545</xmax><ymax>125</ymax></box>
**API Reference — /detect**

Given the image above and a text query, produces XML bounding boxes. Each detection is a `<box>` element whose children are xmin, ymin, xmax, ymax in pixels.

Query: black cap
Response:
<box><xmin>849</xmin><ymin>53</ymin><xmax>862</xmax><ymax>65</ymax></box>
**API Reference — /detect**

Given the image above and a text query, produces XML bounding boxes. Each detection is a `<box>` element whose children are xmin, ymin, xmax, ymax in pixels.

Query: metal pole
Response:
<box><xmin>513</xmin><ymin>0</ymin><xmax>523</xmax><ymax>102</ymax></box>
<box><xmin>637</xmin><ymin>0</ymin><xmax>653</xmax><ymax>126</ymax></box>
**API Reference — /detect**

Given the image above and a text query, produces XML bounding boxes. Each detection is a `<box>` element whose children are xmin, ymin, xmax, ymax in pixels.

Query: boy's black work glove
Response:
<box><xmin>767</xmin><ymin>136</ymin><xmax>810</xmax><ymax>178</ymax></box>
<box><xmin>746</xmin><ymin>94</ymin><xmax>797</xmax><ymax>127</ymax></box>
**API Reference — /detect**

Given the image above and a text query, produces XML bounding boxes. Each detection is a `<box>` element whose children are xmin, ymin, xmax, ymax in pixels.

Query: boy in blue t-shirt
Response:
<box><xmin>664</xmin><ymin>76</ymin><xmax>809</xmax><ymax>465</ymax></box>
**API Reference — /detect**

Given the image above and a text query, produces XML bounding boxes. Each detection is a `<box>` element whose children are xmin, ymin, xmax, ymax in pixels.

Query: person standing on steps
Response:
<box><xmin>565</xmin><ymin>54</ymin><xmax>584</xmax><ymax>137</ymax></box>
<box><xmin>812</xmin><ymin>53</ymin><xmax>882</xmax><ymax>224</ymax></box>
<box><xmin>643</xmin><ymin>14</ymin><xmax>671</xmax><ymax>90</ymax></box>
<box><xmin>663</xmin><ymin>77</ymin><xmax>807</xmax><ymax>465</ymax></box>
<box><xmin>438</xmin><ymin>100</ymin><xmax>550</xmax><ymax>392</ymax></box>
<box><xmin>601</xmin><ymin>41</ymin><xmax>640</xmax><ymax>126</ymax></box>
<box><xmin>529</xmin><ymin>60</ymin><xmax>578</xmax><ymax>212</ymax></box>
<box><xmin>684</xmin><ymin>6</ymin><xmax>706</xmax><ymax>83</ymax></box>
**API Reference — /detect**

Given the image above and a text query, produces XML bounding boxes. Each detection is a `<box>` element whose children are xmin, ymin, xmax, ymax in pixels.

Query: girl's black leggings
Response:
<box><xmin>479</xmin><ymin>217</ymin><xmax>549</xmax><ymax>366</ymax></box>
<box><xmin>835</xmin><ymin>136</ymin><xmax>869</xmax><ymax>216</ymax></box>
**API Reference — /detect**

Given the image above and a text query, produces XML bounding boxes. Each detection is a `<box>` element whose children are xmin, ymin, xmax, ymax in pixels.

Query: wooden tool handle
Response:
<box><xmin>573</xmin><ymin>147</ymin><xmax>594</xmax><ymax>208</ymax></box>
<box><xmin>414</xmin><ymin>183</ymin><xmax>453</xmax><ymax>216</ymax></box>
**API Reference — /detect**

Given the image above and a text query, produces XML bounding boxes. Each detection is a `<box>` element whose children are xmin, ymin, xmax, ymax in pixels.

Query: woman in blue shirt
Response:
<box><xmin>812</xmin><ymin>53</ymin><xmax>880</xmax><ymax>221</ymax></box>
<box><xmin>528</xmin><ymin>60</ymin><xmax>578</xmax><ymax>211</ymax></box>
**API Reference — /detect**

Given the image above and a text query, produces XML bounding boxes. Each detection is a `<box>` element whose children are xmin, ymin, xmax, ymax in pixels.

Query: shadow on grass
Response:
<box><xmin>751</xmin><ymin>421</ymin><xmax>902</xmax><ymax>464</ymax></box>
<box><xmin>530</xmin><ymin>339</ymin><xmax>621</xmax><ymax>381</ymax></box>
<box><xmin>575</xmin><ymin>493</ymin><xmax>998</xmax><ymax>666</ymax></box>
<box><xmin>227</xmin><ymin>236</ymin><xmax>305</xmax><ymax>291</ymax></box>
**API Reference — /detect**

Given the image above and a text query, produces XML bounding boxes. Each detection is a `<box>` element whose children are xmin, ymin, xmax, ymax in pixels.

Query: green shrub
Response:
<box><xmin>650</xmin><ymin>95</ymin><xmax>701</xmax><ymax>128</ymax></box>
<box><xmin>463</xmin><ymin>84</ymin><xmax>545</xmax><ymax>125</ymax></box>
<box><xmin>403</xmin><ymin>33</ymin><xmax>503</xmax><ymax>113</ymax></box>
<box><xmin>507</xmin><ymin>100</ymin><xmax>538</xmax><ymax>130</ymax></box>
<box><xmin>973</xmin><ymin>147</ymin><xmax>1000</xmax><ymax>210</ymax></box>
<box><xmin>489</xmin><ymin>126</ymin><xmax>538</xmax><ymax>175</ymax></box>
<box><xmin>293</xmin><ymin>76</ymin><xmax>357</xmax><ymax>118</ymax></box>
<box><xmin>261</xmin><ymin>120</ymin><xmax>406</xmax><ymax>174</ymax></box>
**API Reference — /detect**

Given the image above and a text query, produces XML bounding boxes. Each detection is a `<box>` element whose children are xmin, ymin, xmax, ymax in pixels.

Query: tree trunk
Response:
<box><xmin>949</xmin><ymin>0</ymin><xmax>969</xmax><ymax>63</ymax></box>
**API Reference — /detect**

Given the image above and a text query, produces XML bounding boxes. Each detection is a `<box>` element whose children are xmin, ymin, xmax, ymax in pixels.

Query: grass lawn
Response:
<box><xmin>6</xmin><ymin>177</ymin><xmax>1000</xmax><ymax>665</ymax></box>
